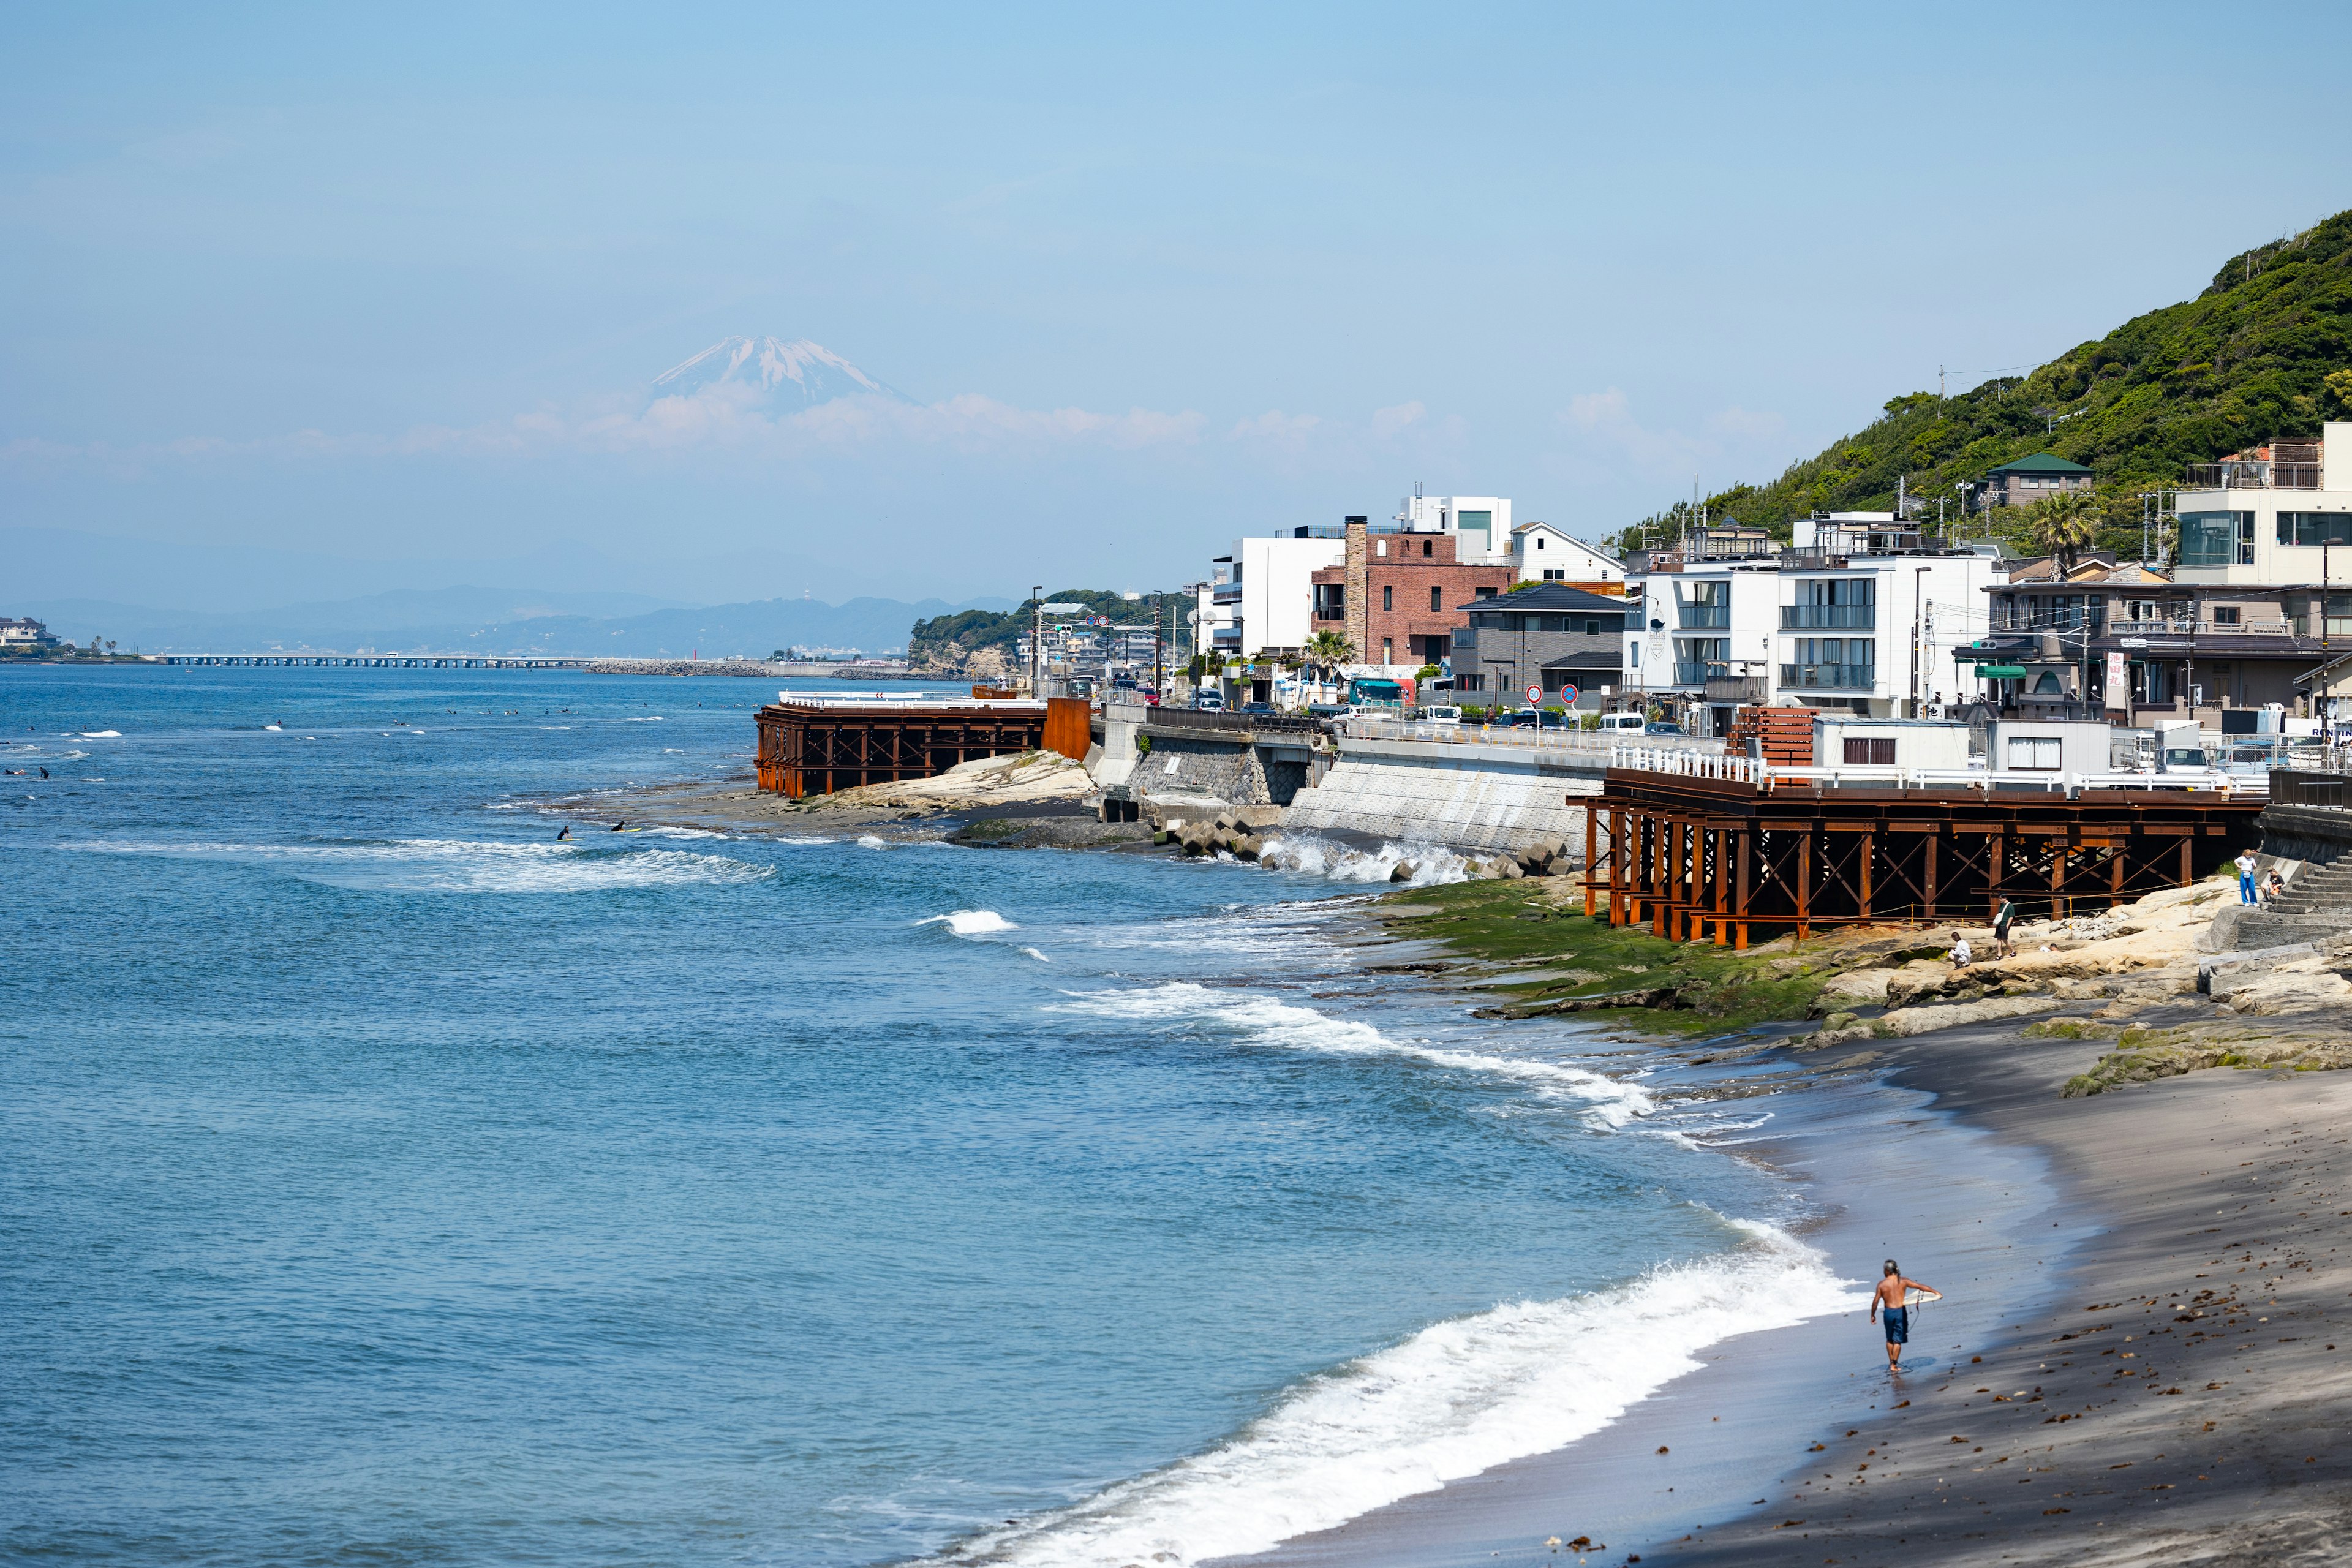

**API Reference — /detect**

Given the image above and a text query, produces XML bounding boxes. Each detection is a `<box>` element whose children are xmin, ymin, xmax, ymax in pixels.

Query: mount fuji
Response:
<box><xmin>652</xmin><ymin>336</ymin><xmax>913</xmax><ymax>407</ymax></box>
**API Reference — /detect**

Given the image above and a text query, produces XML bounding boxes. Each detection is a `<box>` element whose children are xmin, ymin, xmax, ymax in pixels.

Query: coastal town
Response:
<box><xmin>10</xmin><ymin>10</ymin><xmax>2352</xmax><ymax>1567</ymax></box>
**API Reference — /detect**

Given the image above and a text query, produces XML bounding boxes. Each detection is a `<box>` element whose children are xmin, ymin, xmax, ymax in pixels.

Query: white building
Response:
<box><xmin>1510</xmin><ymin>521</ymin><xmax>1624</xmax><ymax>585</ymax></box>
<box><xmin>1395</xmin><ymin>494</ymin><xmax>1514</xmax><ymax>564</ymax></box>
<box><xmin>2171</xmin><ymin>422</ymin><xmax>2352</xmax><ymax>585</ymax></box>
<box><xmin>1620</xmin><ymin>518</ymin><xmax>2010</xmax><ymax>733</ymax></box>
<box><xmin>1206</xmin><ymin>535</ymin><xmax>1345</xmax><ymax>659</ymax></box>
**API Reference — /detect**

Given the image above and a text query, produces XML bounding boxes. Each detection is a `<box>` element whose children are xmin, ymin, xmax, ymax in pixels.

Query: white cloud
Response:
<box><xmin>1229</xmin><ymin>410</ymin><xmax>1322</xmax><ymax>449</ymax></box>
<box><xmin>1371</xmin><ymin>401</ymin><xmax>1425</xmax><ymax>439</ymax></box>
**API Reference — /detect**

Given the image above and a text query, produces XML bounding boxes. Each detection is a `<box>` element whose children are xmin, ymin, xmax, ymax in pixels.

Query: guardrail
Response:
<box><xmin>1604</xmin><ymin>751</ymin><xmax>2271</xmax><ymax>797</ymax></box>
<box><xmin>1343</xmin><ymin>718</ymin><xmax>1722</xmax><ymax>754</ymax></box>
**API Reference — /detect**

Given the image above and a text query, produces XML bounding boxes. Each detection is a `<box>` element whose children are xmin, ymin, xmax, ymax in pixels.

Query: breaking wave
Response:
<box><xmin>928</xmin><ymin>1221</ymin><xmax>1856</xmax><ymax>1568</ymax></box>
<box><xmin>1257</xmin><ymin>833</ymin><xmax>1469</xmax><ymax>886</ymax></box>
<box><xmin>64</xmin><ymin>837</ymin><xmax>774</xmax><ymax>895</ymax></box>
<box><xmin>918</xmin><ymin>910</ymin><xmax>1017</xmax><ymax>937</ymax></box>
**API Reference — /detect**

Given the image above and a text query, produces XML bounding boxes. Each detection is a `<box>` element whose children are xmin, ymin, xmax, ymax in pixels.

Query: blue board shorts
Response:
<box><xmin>1883</xmin><ymin>1306</ymin><xmax>1909</xmax><ymax>1344</ymax></box>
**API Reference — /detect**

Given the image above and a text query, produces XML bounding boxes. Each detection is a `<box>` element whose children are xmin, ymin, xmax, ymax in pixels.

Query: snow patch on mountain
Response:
<box><xmin>653</xmin><ymin>337</ymin><xmax>912</xmax><ymax>407</ymax></box>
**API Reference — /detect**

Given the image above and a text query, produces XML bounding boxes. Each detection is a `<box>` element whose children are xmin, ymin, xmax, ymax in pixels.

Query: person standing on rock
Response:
<box><xmin>1871</xmin><ymin>1259</ymin><xmax>1937</xmax><ymax>1370</ymax></box>
<box><xmin>1992</xmin><ymin>897</ymin><xmax>2016</xmax><ymax>959</ymax></box>
<box><xmin>2235</xmin><ymin>848</ymin><xmax>2260</xmax><ymax>905</ymax></box>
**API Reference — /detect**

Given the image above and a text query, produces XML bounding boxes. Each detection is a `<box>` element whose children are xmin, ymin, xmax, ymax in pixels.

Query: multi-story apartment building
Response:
<box><xmin>1308</xmin><ymin>516</ymin><xmax>1518</xmax><ymax>672</ymax></box>
<box><xmin>1619</xmin><ymin>518</ymin><xmax>2008</xmax><ymax>733</ymax></box>
<box><xmin>1202</xmin><ymin>534</ymin><xmax>1345</xmax><ymax>660</ymax></box>
<box><xmin>1953</xmin><ymin>423</ymin><xmax>2352</xmax><ymax>720</ymax></box>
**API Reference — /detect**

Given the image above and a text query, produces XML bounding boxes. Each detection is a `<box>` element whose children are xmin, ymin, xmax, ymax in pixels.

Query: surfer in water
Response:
<box><xmin>556</xmin><ymin>825</ymin><xmax>570</xmax><ymax>841</ymax></box>
<box><xmin>1871</xmin><ymin>1259</ymin><xmax>1939</xmax><ymax>1369</ymax></box>
<box><xmin>611</xmin><ymin>820</ymin><xmax>627</xmax><ymax>832</ymax></box>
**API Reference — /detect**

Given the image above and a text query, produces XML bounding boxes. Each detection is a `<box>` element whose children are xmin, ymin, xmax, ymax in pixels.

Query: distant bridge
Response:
<box><xmin>156</xmin><ymin>655</ymin><xmax>584</xmax><ymax>669</ymax></box>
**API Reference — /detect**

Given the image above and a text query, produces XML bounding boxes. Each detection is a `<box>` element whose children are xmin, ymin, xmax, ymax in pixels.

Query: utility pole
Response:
<box><xmin>1030</xmin><ymin>583</ymin><xmax>1043</xmax><ymax>696</ymax></box>
<box><xmin>1912</xmin><ymin>567</ymin><xmax>1931</xmax><ymax>718</ymax></box>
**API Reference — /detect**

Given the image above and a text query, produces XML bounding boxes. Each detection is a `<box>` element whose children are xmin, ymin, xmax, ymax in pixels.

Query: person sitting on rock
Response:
<box><xmin>2264</xmin><ymin>867</ymin><xmax>2287</xmax><ymax>903</ymax></box>
<box><xmin>1948</xmin><ymin>932</ymin><xmax>1973</xmax><ymax>968</ymax></box>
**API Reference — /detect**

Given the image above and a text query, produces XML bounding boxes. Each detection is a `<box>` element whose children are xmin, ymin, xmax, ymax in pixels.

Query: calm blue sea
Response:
<box><xmin>1</xmin><ymin>666</ymin><xmax>1852</xmax><ymax>1568</ymax></box>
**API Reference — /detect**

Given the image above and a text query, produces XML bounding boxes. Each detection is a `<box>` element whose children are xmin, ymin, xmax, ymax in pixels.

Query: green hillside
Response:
<box><xmin>1613</xmin><ymin>208</ymin><xmax>2352</xmax><ymax>556</ymax></box>
<box><xmin>909</xmin><ymin>588</ymin><xmax>1178</xmax><ymax>668</ymax></box>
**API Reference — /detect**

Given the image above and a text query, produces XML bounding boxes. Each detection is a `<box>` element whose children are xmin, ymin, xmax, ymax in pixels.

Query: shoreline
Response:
<box><xmin>1228</xmin><ymin>895</ymin><xmax>2352</xmax><ymax>1566</ymax></box>
<box><xmin>527</xmin><ymin>766</ymin><xmax>2352</xmax><ymax>1562</ymax></box>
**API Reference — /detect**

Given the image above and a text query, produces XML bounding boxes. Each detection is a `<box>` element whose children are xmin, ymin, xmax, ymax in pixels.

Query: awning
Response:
<box><xmin>1951</xmin><ymin>643</ymin><xmax>2026</xmax><ymax>662</ymax></box>
<box><xmin>1975</xmin><ymin>665</ymin><xmax>2029</xmax><ymax>678</ymax></box>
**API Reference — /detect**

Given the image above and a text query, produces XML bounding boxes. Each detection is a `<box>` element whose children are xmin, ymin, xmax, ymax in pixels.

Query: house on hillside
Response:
<box><xmin>1975</xmin><ymin>453</ymin><xmax>2095</xmax><ymax>511</ymax></box>
<box><xmin>2</xmin><ymin>617</ymin><xmax>58</xmax><ymax>650</ymax></box>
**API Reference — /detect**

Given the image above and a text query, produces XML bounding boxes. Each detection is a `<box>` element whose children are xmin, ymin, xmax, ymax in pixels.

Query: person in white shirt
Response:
<box><xmin>2235</xmin><ymin>849</ymin><xmax>2260</xmax><ymax>905</ymax></box>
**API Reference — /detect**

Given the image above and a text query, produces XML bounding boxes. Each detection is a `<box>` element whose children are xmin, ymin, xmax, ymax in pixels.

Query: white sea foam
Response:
<box><xmin>75</xmin><ymin>730</ymin><xmax>123</xmax><ymax>738</ymax></box>
<box><xmin>938</xmin><ymin>1221</ymin><xmax>1859</xmax><ymax>1568</ymax></box>
<box><xmin>918</xmin><ymin>910</ymin><xmax>1017</xmax><ymax>937</ymax></box>
<box><xmin>65</xmin><ymin>838</ymin><xmax>774</xmax><ymax>895</ymax></box>
<box><xmin>1257</xmin><ymin>832</ymin><xmax>1469</xmax><ymax>887</ymax></box>
<box><xmin>857</xmin><ymin>834</ymin><xmax>889</xmax><ymax>850</ymax></box>
<box><xmin>1064</xmin><ymin>981</ymin><xmax>1653</xmax><ymax>1125</ymax></box>
<box><xmin>1020</xmin><ymin>946</ymin><xmax>1050</xmax><ymax>962</ymax></box>
<box><xmin>540</xmin><ymin>726</ymin><xmax>571</xmax><ymax>731</ymax></box>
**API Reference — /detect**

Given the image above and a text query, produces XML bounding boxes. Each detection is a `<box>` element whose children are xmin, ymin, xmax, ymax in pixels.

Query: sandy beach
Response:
<box><xmin>1223</xmin><ymin>937</ymin><xmax>2352</xmax><ymax>1568</ymax></box>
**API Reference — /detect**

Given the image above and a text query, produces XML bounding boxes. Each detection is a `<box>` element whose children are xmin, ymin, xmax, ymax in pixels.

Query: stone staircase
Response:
<box><xmin>2231</xmin><ymin>856</ymin><xmax>2352</xmax><ymax>951</ymax></box>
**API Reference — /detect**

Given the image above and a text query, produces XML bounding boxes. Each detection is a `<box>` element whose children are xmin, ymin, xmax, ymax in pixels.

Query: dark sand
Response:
<box><xmin>1228</xmin><ymin>1010</ymin><xmax>2352</xmax><ymax>1568</ymax></box>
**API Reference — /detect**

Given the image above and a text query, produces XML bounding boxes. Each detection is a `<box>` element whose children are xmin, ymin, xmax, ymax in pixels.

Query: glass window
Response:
<box><xmin>2212</xmin><ymin>606</ymin><xmax>2240</xmax><ymax>625</ymax></box>
<box><xmin>2178</xmin><ymin>511</ymin><xmax>2248</xmax><ymax>567</ymax></box>
<box><xmin>2277</xmin><ymin>512</ymin><xmax>2352</xmax><ymax>547</ymax></box>
<box><xmin>1844</xmin><ymin>737</ymin><xmax>1896</xmax><ymax>765</ymax></box>
<box><xmin>1431</xmin><ymin>586</ymin><xmax>1443</xmax><ymax>612</ymax></box>
<box><xmin>2008</xmin><ymin>736</ymin><xmax>2062</xmax><ymax>769</ymax></box>
<box><xmin>1382</xmin><ymin>585</ymin><xmax>1393</xmax><ymax>612</ymax></box>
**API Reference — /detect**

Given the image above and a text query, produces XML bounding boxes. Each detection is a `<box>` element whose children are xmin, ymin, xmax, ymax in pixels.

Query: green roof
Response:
<box><xmin>1988</xmin><ymin>452</ymin><xmax>2094</xmax><ymax>477</ymax></box>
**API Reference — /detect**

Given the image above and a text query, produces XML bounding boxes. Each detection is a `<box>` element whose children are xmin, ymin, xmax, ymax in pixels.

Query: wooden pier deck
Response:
<box><xmin>1583</xmin><ymin>771</ymin><xmax>2264</xmax><ymax>948</ymax></box>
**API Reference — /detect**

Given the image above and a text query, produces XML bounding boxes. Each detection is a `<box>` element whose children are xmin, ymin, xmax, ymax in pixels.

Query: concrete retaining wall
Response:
<box><xmin>1281</xmin><ymin>737</ymin><xmax>1601</xmax><ymax>853</ymax></box>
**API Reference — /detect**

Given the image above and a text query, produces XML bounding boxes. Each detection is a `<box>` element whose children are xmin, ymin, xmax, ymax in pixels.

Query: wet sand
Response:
<box><xmin>1227</xmin><ymin>1009</ymin><xmax>2352</xmax><ymax>1568</ymax></box>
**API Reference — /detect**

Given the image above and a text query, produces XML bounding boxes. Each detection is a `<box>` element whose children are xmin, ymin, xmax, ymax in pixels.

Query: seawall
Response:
<box><xmin>1280</xmin><ymin>736</ymin><xmax>1603</xmax><ymax>853</ymax></box>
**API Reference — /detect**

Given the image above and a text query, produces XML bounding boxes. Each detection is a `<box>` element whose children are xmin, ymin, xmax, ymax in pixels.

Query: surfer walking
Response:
<box><xmin>1871</xmin><ymin>1259</ymin><xmax>1938</xmax><ymax>1370</ymax></box>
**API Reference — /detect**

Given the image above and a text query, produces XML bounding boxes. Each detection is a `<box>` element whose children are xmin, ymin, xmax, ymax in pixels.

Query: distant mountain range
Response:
<box><xmin>21</xmin><ymin>587</ymin><xmax>1017</xmax><ymax>658</ymax></box>
<box><xmin>651</xmin><ymin>336</ymin><xmax>912</xmax><ymax>407</ymax></box>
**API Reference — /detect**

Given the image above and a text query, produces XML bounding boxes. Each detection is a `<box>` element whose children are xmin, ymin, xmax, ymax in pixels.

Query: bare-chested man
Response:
<box><xmin>1869</xmin><ymin>1258</ymin><xmax>1937</xmax><ymax>1368</ymax></box>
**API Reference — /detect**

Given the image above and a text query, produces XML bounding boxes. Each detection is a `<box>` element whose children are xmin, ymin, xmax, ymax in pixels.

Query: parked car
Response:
<box><xmin>1502</xmin><ymin>708</ymin><xmax>1569</xmax><ymax>729</ymax></box>
<box><xmin>1240</xmin><ymin>701</ymin><xmax>1276</xmax><ymax>715</ymax></box>
<box><xmin>1416</xmin><ymin>705</ymin><xmax>1462</xmax><ymax>725</ymax></box>
<box><xmin>1596</xmin><ymin>713</ymin><xmax>1646</xmax><ymax>734</ymax></box>
<box><xmin>1643</xmin><ymin>721</ymin><xmax>1686</xmax><ymax>736</ymax></box>
<box><xmin>1193</xmin><ymin>693</ymin><xmax>1226</xmax><ymax>711</ymax></box>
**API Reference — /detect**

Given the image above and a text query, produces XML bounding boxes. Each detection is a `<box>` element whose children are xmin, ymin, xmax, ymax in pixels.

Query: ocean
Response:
<box><xmin>2</xmin><ymin>666</ymin><xmax>1883</xmax><ymax>1567</ymax></box>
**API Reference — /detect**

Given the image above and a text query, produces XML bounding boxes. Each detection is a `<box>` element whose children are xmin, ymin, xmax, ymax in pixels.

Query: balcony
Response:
<box><xmin>1212</xmin><ymin>584</ymin><xmax>1242</xmax><ymax>605</ymax></box>
<box><xmin>1676</xmin><ymin>605</ymin><xmax>1730</xmax><ymax>629</ymax></box>
<box><xmin>1780</xmin><ymin>663</ymin><xmax>1876</xmax><ymax>690</ymax></box>
<box><xmin>2107</xmin><ymin>617</ymin><xmax>2296</xmax><ymax>637</ymax></box>
<box><xmin>1672</xmin><ymin>662</ymin><xmax>1732</xmax><ymax>685</ymax></box>
<box><xmin>1781</xmin><ymin>603</ymin><xmax>1876</xmax><ymax>630</ymax></box>
<box><xmin>1704</xmin><ymin>674</ymin><xmax>1767</xmax><ymax>702</ymax></box>
<box><xmin>2185</xmin><ymin>460</ymin><xmax>2321</xmax><ymax>491</ymax></box>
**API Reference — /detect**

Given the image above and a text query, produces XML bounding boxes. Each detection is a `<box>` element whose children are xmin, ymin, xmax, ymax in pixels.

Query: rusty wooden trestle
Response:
<box><xmin>1579</xmin><ymin>771</ymin><xmax>2263</xmax><ymax>949</ymax></box>
<box><xmin>756</xmin><ymin>698</ymin><xmax>1088</xmax><ymax>799</ymax></box>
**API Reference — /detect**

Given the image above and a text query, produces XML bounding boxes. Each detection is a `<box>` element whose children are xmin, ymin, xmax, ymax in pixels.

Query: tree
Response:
<box><xmin>2027</xmin><ymin>491</ymin><xmax>2099</xmax><ymax>574</ymax></box>
<box><xmin>1304</xmin><ymin>629</ymin><xmax>1355</xmax><ymax>680</ymax></box>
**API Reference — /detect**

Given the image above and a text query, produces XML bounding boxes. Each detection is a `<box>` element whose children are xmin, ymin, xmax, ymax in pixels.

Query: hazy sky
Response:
<box><xmin>5</xmin><ymin>2</ymin><xmax>2348</xmax><ymax>608</ymax></box>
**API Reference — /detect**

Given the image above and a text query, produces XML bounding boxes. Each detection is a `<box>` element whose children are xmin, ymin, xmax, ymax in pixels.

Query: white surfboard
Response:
<box><xmin>1904</xmin><ymin>1287</ymin><xmax>1943</xmax><ymax>1308</ymax></box>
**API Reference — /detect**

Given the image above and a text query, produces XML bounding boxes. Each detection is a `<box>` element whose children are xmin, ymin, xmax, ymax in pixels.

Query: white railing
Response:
<box><xmin>772</xmin><ymin>691</ymin><xmax>1044</xmax><ymax>709</ymax></box>
<box><xmin>1608</xmin><ymin>745</ymin><xmax>1765</xmax><ymax>782</ymax></box>
<box><xmin>1344</xmin><ymin>718</ymin><xmax>1721</xmax><ymax>756</ymax></box>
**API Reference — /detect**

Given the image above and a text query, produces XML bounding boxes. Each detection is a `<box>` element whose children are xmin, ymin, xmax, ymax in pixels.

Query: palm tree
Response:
<box><xmin>1304</xmin><ymin>629</ymin><xmax>1355</xmax><ymax>681</ymax></box>
<box><xmin>2029</xmin><ymin>491</ymin><xmax>2100</xmax><ymax>574</ymax></box>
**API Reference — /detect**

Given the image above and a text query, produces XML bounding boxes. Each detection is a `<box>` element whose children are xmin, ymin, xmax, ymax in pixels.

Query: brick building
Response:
<box><xmin>1310</xmin><ymin>517</ymin><xmax>1519</xmax><ymax>671</ymax></box>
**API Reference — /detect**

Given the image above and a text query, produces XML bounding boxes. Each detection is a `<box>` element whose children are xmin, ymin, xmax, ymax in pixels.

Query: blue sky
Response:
<box><xmin>5</xmin><ymin>2</ymin><xmax>2348</xmax><ymax>608</ymax></box>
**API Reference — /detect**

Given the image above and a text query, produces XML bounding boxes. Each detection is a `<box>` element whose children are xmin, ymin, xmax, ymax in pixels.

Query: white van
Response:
<box><xmin>1596</xmin><ymin>712</ymin><xmax>1646</xmax><ymax>734</ymax></box>
<box><xmin>1417</xmin><ymin>706</ymin><xmax>1462</xmax><ymax>726</ymax></box>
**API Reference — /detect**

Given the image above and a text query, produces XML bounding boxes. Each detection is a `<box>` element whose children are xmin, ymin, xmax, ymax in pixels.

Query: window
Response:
<box><xmin>1457</xmin><ymin>509</ymin><xmax>1493</xmax><ymax>546</ymax></box>
<box><xmin>2277</xmin><ymin>511</ymin><xmax>2352</xmax><ymax>547</ymax></box>
<box><xmin>1422</xmin><ymin>538</ymin><xmax>1434</xmax><ymax>558</ymax></box>
<box><xmin>1843</xmin><ymin>737</ymin><xmax>1896</xmax><ymax>766</ymax></box>
<box><xmin>1583</xmin><ymin>619</ymin><xmax>1603</xmax><ymax>636</ymax></box>
<box><xmin>2007</xmin><ymin>736</ymin><xmax>2062</xmax><ymax>770</ymax></box>
<box><xmin>1381</xmin><ymin>638</ymin><xmax>1393</xmax><ymax>663</ymax></box>
<box><xmin>1474</xmin><ymin>586</ymin><xmax>1498</xmax><ymax>598</ymax></box>
<box><xmin>1543</xmin><ymin>569</ymin><xmax>1565</xmax><ymax>581</ymax></box>
<box><xmin>2212</xmin><ymin>605</ymin><xmax>2240</xmax><ymax>625</ymax></box>
<box><xmin>1375</xmin><ymin>539</ymin><xmax>1388</xmax><ymax>557</ymax></box>
<box><xmin>1382</xmin><ymin>584</ymin><xmax>1393</xmax><ymax>612</ymax></box>
<box><xmin>1430</xmin><ymin>586</ymin><xmax>1443</xmax><ymax>612</ymax></box>
<box><xmin>2179</xmin><ymin>510</ymin><xmax>2251</xmax><ymax>567</ymax></box>
<box><xmin>1536</xmin><ymin>536</ymin><xmax>1547</xmax><ymax>550</ymax></box>
<box><xmin>1783</xmin><ymin>578</ymin><xmax>1875</xmax><ymax>629</ymax></box>
<box><xmin>1679</xmin><ymin>579</ymin><xmax>1730</xmax><ymax>629</ymax></box>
